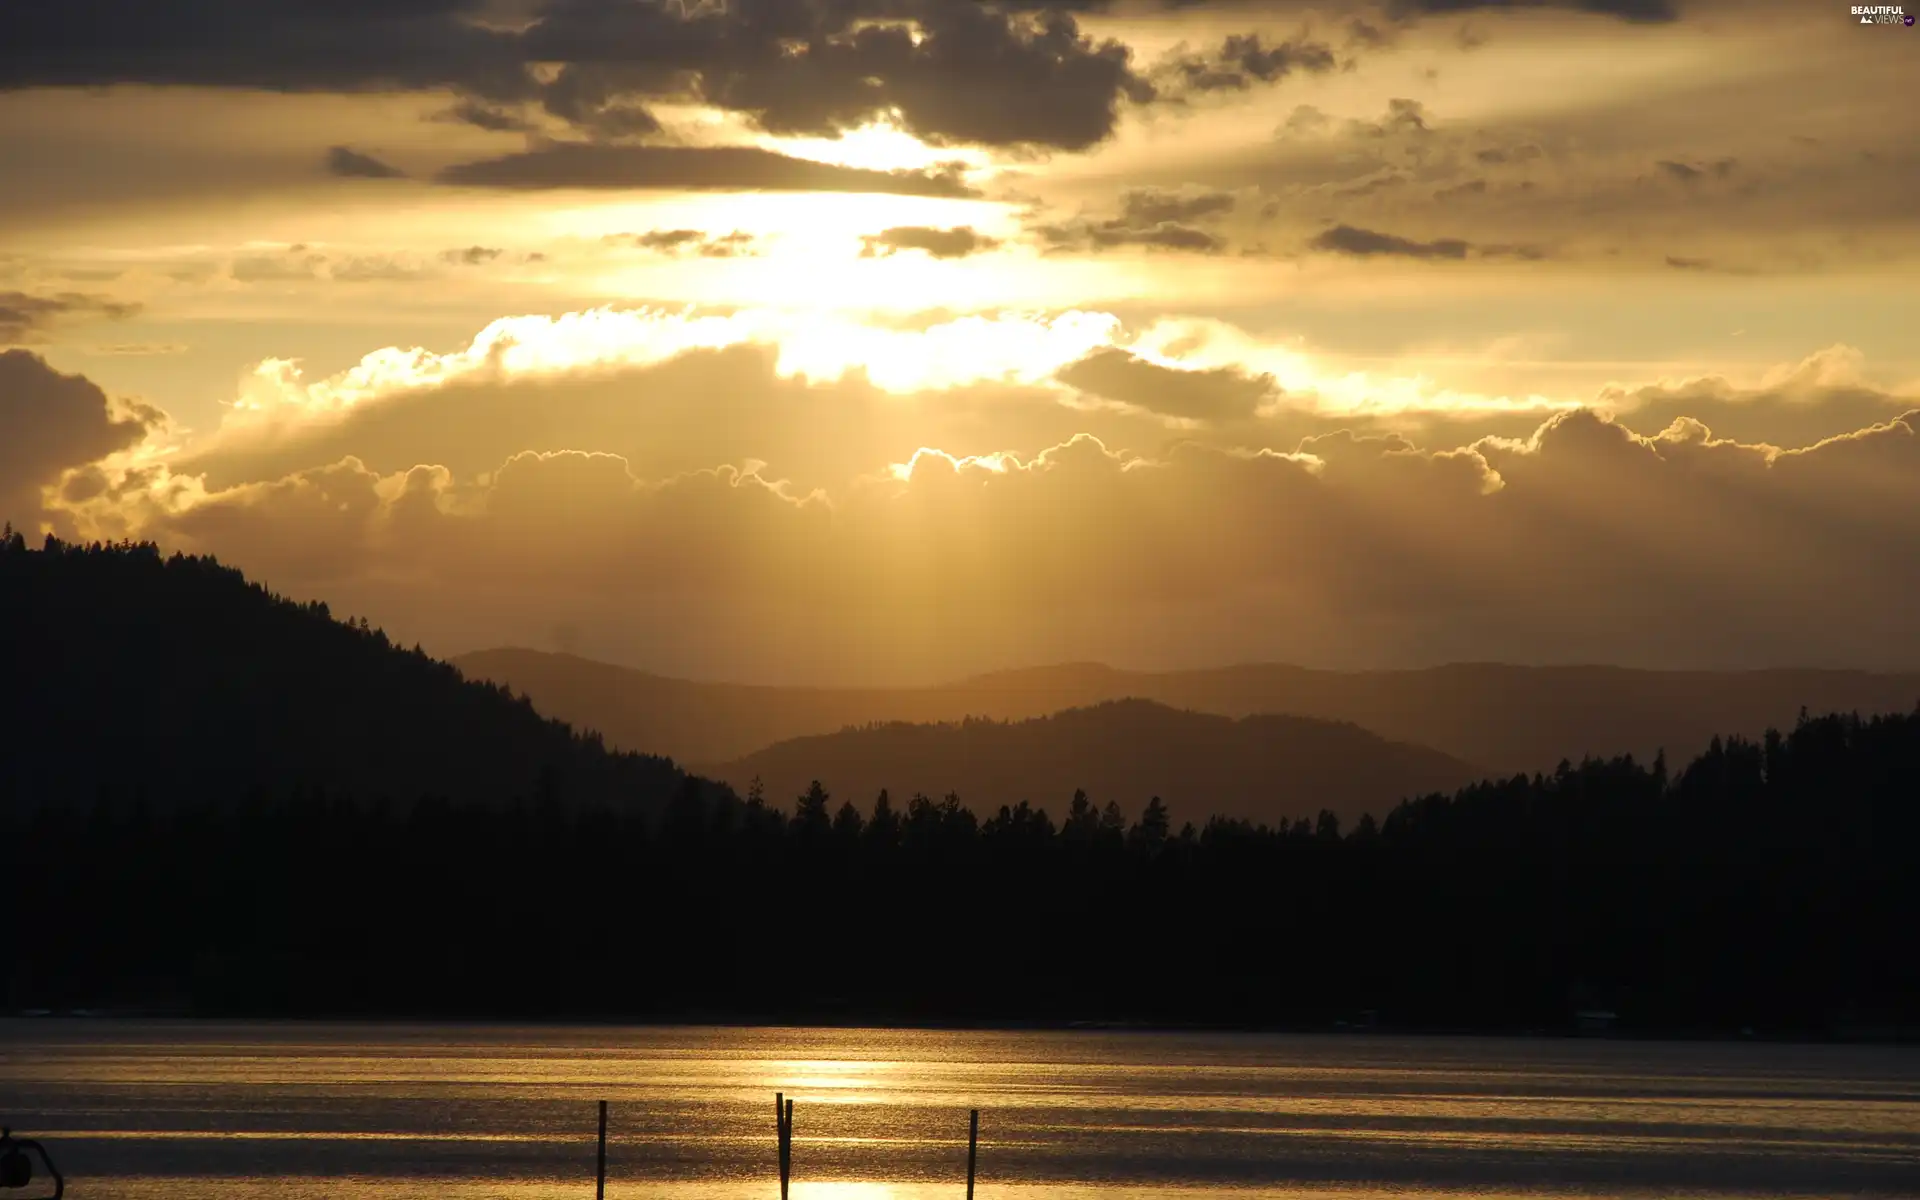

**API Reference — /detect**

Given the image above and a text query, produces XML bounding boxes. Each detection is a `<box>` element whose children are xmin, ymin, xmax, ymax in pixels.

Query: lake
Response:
<box><xmin>2</xmin><ymin>1022</ymin><xmax>1917</xmax><ymax>1199</ymax></box>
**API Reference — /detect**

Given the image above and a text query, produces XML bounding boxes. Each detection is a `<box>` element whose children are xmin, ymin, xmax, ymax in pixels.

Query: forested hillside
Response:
<box><xmin>0</xmin><ymin>533</ymin><xmax>716</xmax><ymax>814</ymax></box>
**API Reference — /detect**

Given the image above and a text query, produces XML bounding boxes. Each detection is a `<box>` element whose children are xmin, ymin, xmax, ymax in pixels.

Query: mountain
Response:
<box><xmin>453</xmin><ymin>647</ymin><xmax>1920</xmax><ymax>774</ymax></box>
<box><xmin>1</xmin><ymin>535</ymin><xmax>716</xmax><ymax>814</ymax></box>
<box><xmin>701</xmin><ymin>699</ymin><xmax>1485</xmax><ymax>827</ymax></box>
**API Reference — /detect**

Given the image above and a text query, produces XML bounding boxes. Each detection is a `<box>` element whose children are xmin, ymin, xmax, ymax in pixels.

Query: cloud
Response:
<box><xmin>228</xmin><ymin>246</ymin><xmax>437</xmax><ymax>285</ymax></box>
<box><xmin>0</xmin><ymin>0</ymin><xmax>1160</xmax><ymax>152</ymax></box>
<box><xmin>1156</xmin><ymin>33</ymin><xmax>1339</xmax><ymax>96</ymax></box>
<box><xmin>1055</xmin><ymin>347</ymin><xmax>1277</xmax><ymax>421</ymax></box>
<box><xmin>860</xmin><ymin>226</ymin><xmax>1001</xmax><ymax>260</ymax></box>
<box><xmin>1473</xmin><ymin>144</ymin><xmax>1542</xmax><ymax>165</ymax></box>
<box><xmin>1596</xmin><ymin>346</ymin><xmax>1920</xmax><ymax>448</ymax></box>
<box><xmin>1118</xmin><ymin>189</ymin><xmax>1238</xmax><ymax>225</ymax></box>
<box><xmin>84</xmin><ymin>343</ymin><xmax>190</xmax><ymax>357</ymax></box>
<box><xmin>62</xmin><ymin>392</ymin><xmax>1920</xmax><ymax>683</ymax></box>
<box><xmin>0</xmin><ymin>350</ymin><xmax>163</xmax><ymax>528</ymax></box>
<box><xmin>1385</xmin><ymin>0</ymin><xmax>1680</xmax><ymax>20</ymax></box>
<box><xmin>25</xmin><ymin>296</ymin><xmax>1920</xmax><ymax>681</ymax></box>
<box><xmin>1278</xmin><ymin>98</ymin><xmax>1431</xmax><ymax>144</ymax></box>
<box><xmin>326</xmin><ymin>146</ymin><xmax>406</xmax><ymax>180</ymax></box>
<box><xmin>1306</xmin><ymin>224</ymin><xmax>1545</xmax><ymax>261</ymax></box>
<box><xmin>1034</xmin><ymin>187</ymin><xmax>1238</xmax><ymax>254</ymax></box>
<box><xmin>689</xmin><ymin>2</ymin><xmax>1154</xmax><ymax>152</ymax></box>
<box><xmin>441</xmin><ymin>246</ymin><xmax>505</xmax><ymax>266</ymax></box>
<box><xmin>1050</xmin><ymin>222</ymin><xmax>1222</xmax><ymax>252</ymax></box>
<box><xmin>1309</xmin><ymin>225</ymin><xmax>1471</xmax><ymax>259</ymax></box>
<box><xmin>1279</xmin><ymin>105</ymin><xmax>1333</xmax><ymax>136</ymax></box>
<box><xmin>156</xmin><ymin>307</ymin><xmax>1145</xmax><ymax>491</ymax></box>
<box><xmin>145</xmin><ymin>309</ymin><xmax>1920</xmax><ymax>511</ymax></box>
<box><xmin>1656</xmin><ymin>157</ymin><xmax>1736</xmax><ymax>183</ymax></box>
<box><xmin>608</xmin><ymin>229</ymin><xmax>760</xmax><ymax>257</ymax></box>
<box><xmin>0</xmin><ymin>291</ymin><xmax>141</xmax><ymax>344</ymax></box>
<box><xmin>1232</xmin><ymin>76</ymin><xmax>1920</xmax><ymax>273</ymax></box>
<box><xmin>435</xmin><ymin>99</ymin><xmax>539</xmax><ymax>134</ymax></box>
<box><xmin>437</xmin><ymin>143</ymin><xmax>980</xmax><ymax>197</ymax></box>
<box><xmin>536</xmin><ymin>66</ymin><xmax>664</xmax><ymax>140</ymax></box>
<box><xmin>1352</xmin><ymin>97</ymin><xmax>1432</xmax><ymax>138</ymax></box>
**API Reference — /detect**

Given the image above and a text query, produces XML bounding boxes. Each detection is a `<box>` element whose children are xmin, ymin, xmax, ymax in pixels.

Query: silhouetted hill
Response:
<box><xmin>1</xmin><ymin>535</ymin><xmax>717</xmax><ymax>814</ymax></box>
<box><xmin>703</xmin><ymin>700</ymin><xmax>1484</xmax><ymax>827</ymax></box>
<box><xmin>454</xmin><ymin>647</ymin><xmax>1920</xmax><ymax>774</ymax></box>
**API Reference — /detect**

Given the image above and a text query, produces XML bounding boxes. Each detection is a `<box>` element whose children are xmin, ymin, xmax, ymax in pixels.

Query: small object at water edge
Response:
<box><xmin>0</xmin><ymin>1127</ymin><xmax>64</xmax><ymax>1198</ymax></box>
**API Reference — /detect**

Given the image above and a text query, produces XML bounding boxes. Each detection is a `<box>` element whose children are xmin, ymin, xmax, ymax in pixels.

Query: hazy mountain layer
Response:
<box><xmin>703</xmin><ymin>699</ymin><xmax>1486</xmax><ymax>827</ymax></box>
<box><xmin>454</xmin><ymin>648</ymin><xmax>1920</xmax><ymax>773</ymax></box>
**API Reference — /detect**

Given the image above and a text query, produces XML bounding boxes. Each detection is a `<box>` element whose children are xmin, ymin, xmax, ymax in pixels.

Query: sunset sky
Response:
<box><xmin>4</xmin><ymin>0</ymin><xmax>1916</xmax><ymax>683</ymax></box>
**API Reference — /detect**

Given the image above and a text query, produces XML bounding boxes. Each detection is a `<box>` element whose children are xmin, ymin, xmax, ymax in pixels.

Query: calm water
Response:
<box><xmin>2</xmin><ymin>1022</ymin><xmax>1917</xmax><ymax>1199</ymax></box>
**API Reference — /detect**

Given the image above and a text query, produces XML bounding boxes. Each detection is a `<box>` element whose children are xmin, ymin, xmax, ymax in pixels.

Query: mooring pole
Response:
<box><xmin>776</xmin><ymin>1092</ymin><xmax>791</xmax><ymax>1200</ymax></box>
<box><xmin>783</xmin><ymin>1097</ymin><xmax>794</xmax><ymax>1200</ymax></box>
<box><xmin>967</xmin><ymin>1108</ymin><xmax>979</xmax><ymax>1200</ymax></box>
<box><xmin>596</xmin><ymin>1100</ymin><xmax>608</xmax><ymax>1200</ymax></box>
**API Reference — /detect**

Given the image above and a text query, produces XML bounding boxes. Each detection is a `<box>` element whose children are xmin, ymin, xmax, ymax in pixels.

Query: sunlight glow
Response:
<box><xmin>767</xmin><ymin>118</ymin><xmax>989</xmax><ymax>175</ymax></box>
<box><xmin>196</xmin><ymin>305</ymin><xmax>1603</xmax><ymax>465</ymax></box>
<box><xmin>220</xmin><ymin>308</ymin><xmax>1125</xmax><ymax>432</ymax></box>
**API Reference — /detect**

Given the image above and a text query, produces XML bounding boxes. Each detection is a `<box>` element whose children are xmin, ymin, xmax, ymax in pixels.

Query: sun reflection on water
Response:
<box><xmin>7</xmin><ymin>1023</ymin><xmax>1917</xmax><ymax>1200</ymax></box>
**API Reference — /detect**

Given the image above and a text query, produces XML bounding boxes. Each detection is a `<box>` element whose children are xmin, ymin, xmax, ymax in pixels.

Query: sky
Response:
<box><xmin>3</xmin><ymin>0</ymin><xmax>1917</xmax><ymax>684</ymax></box>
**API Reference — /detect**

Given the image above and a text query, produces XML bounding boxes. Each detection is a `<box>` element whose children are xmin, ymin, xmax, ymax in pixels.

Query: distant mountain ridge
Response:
<box><xmin>702</xmin><ymin>698</ymin><xmax>1486</xmax><ymax>827</ymax></box>
<box><xmin>1</xmin><ymin>537</ymin><xmax>717</xmax><ymax>814</ymax></box>
<box><xmin>453</xmin><ymin>647</ymin><xmax>1920</xmax><ymax>773</ymax></box>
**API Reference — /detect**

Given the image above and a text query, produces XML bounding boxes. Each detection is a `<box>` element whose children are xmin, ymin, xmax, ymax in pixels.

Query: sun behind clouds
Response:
<box><xmin>1</xmin><ymin>0</ymin><xmax>1915</xmax><ymax>678</ymax></box>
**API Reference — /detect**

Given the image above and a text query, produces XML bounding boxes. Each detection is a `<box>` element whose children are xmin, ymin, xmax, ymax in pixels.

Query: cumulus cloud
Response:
<box><xmin>860</xmin><ymin>226</ymin><xmax>1001</xmax><ymax>259</ymax></box>
<box><xmin>0</xmin><ymin>291</ymin><xmax>141</xmax><ymax>344</ymax></box>
<box><xmin>1596</xmin><ymin>346</ymin><xmax>1920</xmax><ymax>448</ymax></box>
<box><xmin>0</xmin><ymin>350</ymin><xmax>163</xmax><ymax>529</ymax></box>
<box><xmin>56</xmin><ymin>388</ymin><xmax>1920</xmax><ymax>682</ymax></box>
<box><xmin>13</xmin><ymin>279</ymin><xmax>1908</xmax><ymax>682</ymax></box>
<box><xmin>153</xmin><ymin>307</ymin><xmax>1920</xmax><ymax>510</ymax></box>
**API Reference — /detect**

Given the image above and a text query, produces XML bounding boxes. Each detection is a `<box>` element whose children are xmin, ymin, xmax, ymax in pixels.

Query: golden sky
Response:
<box><xmin>3</xmin><ymin>0</ymin><xmax>1916</xmax><ymax>682</ymax></box>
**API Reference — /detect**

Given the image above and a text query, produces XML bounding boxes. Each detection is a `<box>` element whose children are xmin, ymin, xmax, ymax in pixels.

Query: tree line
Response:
<box><xmin>7</xmin><ymin>710</ymin><xmax>1916</xmax><ymax>1034</ymax></box>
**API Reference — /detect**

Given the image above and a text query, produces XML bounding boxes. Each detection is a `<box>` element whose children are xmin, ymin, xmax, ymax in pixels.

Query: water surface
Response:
<box><xmin>3</xmin><ymin>1022</ymin><xmax>1917</xmax><ymax>1198</ymax></box>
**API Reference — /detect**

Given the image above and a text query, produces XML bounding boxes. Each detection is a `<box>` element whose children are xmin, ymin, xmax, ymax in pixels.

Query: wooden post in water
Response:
<box><xmin>966</xmin><ymin>1108</ymin><xmax>979</xmax><ymax>1200</ymax></box>
<box><xmin>775</xmin><ymin>1092</ymin><xmax>792</xmax><ymax>1200</ymax></box>
<box><xmin>596</xmin><ymin>1100</ymin><xmax>608</xmax><ymax>1200</ymax></box>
